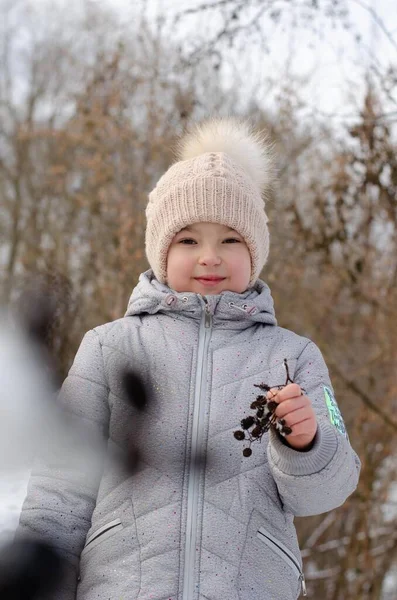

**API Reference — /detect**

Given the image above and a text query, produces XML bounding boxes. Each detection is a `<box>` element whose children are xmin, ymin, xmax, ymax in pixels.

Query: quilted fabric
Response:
<box><xmin>16</xmin><ymin>270</ymin><xmax>360</xmax><ymax>600</ymax></box>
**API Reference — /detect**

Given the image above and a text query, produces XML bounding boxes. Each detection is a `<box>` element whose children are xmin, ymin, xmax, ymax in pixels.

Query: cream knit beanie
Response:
<box><xmin>145</xmin><ymin>118</ymin><xmax>275</xmax><ymax>287</ymax></box>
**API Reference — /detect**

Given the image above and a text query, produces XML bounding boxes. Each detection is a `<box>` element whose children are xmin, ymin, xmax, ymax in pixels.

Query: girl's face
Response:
<box><xmin>166</xmin><ymin>222</ymin><xmax>251</xmax><ymax>295</ymax></box>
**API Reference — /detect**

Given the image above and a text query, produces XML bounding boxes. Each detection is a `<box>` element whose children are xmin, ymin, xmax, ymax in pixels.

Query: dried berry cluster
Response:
<box><xmin>234</xmin><ymin>359</ymin><xmax>295</xmax><ymax>457</ymax></box>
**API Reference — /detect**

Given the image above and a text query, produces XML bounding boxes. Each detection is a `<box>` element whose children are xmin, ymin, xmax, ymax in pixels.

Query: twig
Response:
<box><xmin>304</xmin><ymin>513</ymin><xmax>336</xmax><ymax>549</ymax></box>
<box><xmin>330</xmin><ymin>361</ymin><xmax>397</xmax><ymax>432</ymax></box>
<box><xmin>350</xmin><ymin>0</ymin><xmax>397</xmax><ymax>53</ymax></box>
<box><xmin>302</xmin><ymin>526</ymin><xmax>393</xmax><ymax>557</ymax></box>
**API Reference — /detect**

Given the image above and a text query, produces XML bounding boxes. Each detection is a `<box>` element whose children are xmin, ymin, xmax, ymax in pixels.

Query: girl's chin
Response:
<box><xmin>167</xmin><ymin>278</ymin><xmax>247</xmax><ymax>294</ymax></box>
<box><xmin>170</xmin><ymin>282</ymin><xmax>226</xmax><ymax>294</ymax></box>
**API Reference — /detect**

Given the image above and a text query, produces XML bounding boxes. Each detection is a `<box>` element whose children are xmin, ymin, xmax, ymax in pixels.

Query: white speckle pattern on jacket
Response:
<box><xmin>16</xmin><ymin>270</ymin><xmax>360</xmax><ymax>600</ymax></box>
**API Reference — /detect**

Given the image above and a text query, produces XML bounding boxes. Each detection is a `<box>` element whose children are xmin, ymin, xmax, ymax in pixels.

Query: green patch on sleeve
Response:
<box><xmin>324</xmin><ymin>385</ymin><xmax>347</xmax><ymax>438</ymax></box>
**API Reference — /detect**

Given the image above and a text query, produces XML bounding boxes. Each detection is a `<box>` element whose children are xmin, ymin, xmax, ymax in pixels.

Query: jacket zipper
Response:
<box><xmin>257</xmin><ymin>527</ymin><xmax>307</xmax><ymax>596</ymax></box>
<box><xmin>182</xmin><ymin>299</ymin><xmax>212</xmax><ymax>600</ymax></box>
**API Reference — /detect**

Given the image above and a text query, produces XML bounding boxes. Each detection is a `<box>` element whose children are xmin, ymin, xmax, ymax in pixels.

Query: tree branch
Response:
<box><xmin>331</xmin><ymin>361</ymin><xmax>397</xmax><ymax>432</ymax></box>
<box><xmin>351</xmin><ymin>0</ymin><xmax>397</xmax><ymax>53</ymax></box>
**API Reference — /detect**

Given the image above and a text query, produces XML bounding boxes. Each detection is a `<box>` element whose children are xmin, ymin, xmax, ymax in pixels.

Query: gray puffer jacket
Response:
<box><xmin>17</xmin><ymin>270</ymin><xmax>360</xmax><ymax>600</ymax></box>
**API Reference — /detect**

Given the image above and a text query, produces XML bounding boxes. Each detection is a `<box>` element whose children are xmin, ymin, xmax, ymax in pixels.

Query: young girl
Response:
<box><xmin>17</xmin><ymin>118</ymin><xmax>360</xmax><ymax>600</ymax></box>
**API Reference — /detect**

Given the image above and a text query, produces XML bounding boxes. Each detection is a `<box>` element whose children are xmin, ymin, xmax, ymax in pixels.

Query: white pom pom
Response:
<box><xmin>176</xmin><ymin>117</ymin><xmax>275</xmax><ymax>194</ymax></box>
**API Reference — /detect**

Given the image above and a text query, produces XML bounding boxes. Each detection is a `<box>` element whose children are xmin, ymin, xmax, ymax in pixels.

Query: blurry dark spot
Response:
<box><xmin>124</xmin><ymin>444</ymin><xmax>142</xmax><ymax>475</ymax></box>
<box><xmin>122</xmin><ymin>371</ymin><xmax>148</xmax><ymax>411</ymax></box>
<box><xmin>0</xmin><ymin>539</ymin><xmax>64</xmax><ymax>600</ymax></box>
<box><xmin>119</xmin><ymin>371</ymin><xmax>151</xmax><ymax>475</ymax></box>
<box><xmin>16</xmin><ymin>276</ymin><xmax>69</xmax><ymax>388</ymax></box>
<box><xmin>20</xmin><ymin>294</ymin><xmax>57</xmax><ymax>349</ymax></box>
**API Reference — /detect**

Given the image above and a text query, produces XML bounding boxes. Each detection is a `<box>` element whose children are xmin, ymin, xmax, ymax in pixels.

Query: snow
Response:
<box><xmin>0</xmin><ymin>470</ymin><xmax>29</xmax><ymax>543</ymax></box>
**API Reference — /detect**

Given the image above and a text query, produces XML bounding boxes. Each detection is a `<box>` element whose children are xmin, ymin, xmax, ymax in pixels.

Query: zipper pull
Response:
<box><xmin>204</xmin><ymin>304</ymin><xmax>211</xmax><ymax>328</ymax></box>
<box><xmin>202</xmin><ymin>297</ymin><xmax>212</xmax><ymax>328</ymax></box>
<box><xmin>300</xmin><ymin>573</ymin><xmax>307</xmax><ymax>596</ymax></box>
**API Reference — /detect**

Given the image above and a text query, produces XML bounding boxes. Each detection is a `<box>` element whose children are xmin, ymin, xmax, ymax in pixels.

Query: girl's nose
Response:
<box><xmin>198</xmin><ymin>251</ymin><xmax>221</xmax><ymax>266</ymax></box>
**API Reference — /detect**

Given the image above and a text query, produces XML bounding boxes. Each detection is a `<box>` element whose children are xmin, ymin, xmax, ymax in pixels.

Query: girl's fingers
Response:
<box><xmin>268</xmin><ymin>383</ymin><xmax>302</xmax><ymax>402</ymax></box>
<box><xmin>282</xmin><ymin>419</ymin><xmax>315</xmax><ymax>438</ymax></box>
<box><xmin>274</xmin><ymin>396</ymin><xmax>309</xmax><ymax>419</ymax></box>
<box><xmin>278</xmin><ymin>406</ymin><xmax>312</xmax><ymax>428</ymax></box>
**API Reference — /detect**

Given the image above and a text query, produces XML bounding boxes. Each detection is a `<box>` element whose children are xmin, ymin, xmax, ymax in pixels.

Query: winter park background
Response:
<box><xmin>0</xmin><ymin>0</ymin><xmax>397</xmax><ymax>598</ymax></box>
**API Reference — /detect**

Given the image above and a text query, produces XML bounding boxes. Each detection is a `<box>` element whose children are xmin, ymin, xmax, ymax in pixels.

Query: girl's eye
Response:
<box><xmin>178</xmin><ymin>238</ymin><xmax>197</xmax><ymax>244</ymax></box>
<box><xmin>177</xmin><ymin>237</ymin><xmax>241</xmax><ymax>244</ymax></box>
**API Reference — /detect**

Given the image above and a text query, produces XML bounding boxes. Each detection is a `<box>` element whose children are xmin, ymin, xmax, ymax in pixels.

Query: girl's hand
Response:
<box><xmin>268</xmin><ymin>383</ymin><xmax>318</xmax><ymax>451</ymax></box>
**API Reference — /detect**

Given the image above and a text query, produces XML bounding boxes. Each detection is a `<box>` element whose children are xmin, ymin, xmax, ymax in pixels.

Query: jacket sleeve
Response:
<box><xmin>267</xmin><ymin>340</ymin><xmax>361</xmax><ymax>517</ymax></box>
<box><xmin>14</xmin><ymin>329</ymin><xmax>110</xmax><ymax>599</ymax></box>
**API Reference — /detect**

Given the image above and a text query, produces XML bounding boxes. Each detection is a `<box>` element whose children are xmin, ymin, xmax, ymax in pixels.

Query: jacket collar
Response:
<box><xmin>125</xmin><ymin>270</ymin><xmax>277</xmax><ymax>329</ymax></box>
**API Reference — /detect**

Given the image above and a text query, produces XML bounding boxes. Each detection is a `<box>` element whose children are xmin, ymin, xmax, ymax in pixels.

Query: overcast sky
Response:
<box><xmin>97</xmin><ymin>0</ymin><xmax>397</xmax><ymax>126</ymax></box>
<box><xmin>14</xmin><ymin>0</ymin><xmax>397</xmax><ymax>131</ymax></box>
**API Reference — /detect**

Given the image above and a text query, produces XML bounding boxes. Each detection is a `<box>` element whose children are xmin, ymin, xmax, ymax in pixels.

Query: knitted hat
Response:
<box><xmin>145</xmin><ymin>118</ymin><xmax>275</xmax><ymax>287</ymax></box>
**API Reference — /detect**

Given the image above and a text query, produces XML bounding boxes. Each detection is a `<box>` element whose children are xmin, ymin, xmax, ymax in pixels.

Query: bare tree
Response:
<box><xmin>265</xmin><ymin>85</ymin><xmax>397</xmax><ymax>599</ymax></box>
<box><xmin>0</xmin><ymin>0</ymin><xmax>228</xmax><ymax>375</ymax></box>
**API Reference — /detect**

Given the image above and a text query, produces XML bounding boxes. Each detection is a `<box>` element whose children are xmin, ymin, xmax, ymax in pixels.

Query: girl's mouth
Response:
<box><xmin>194</xmin><ymin>277</ymin><xmax>225</xmax><ymax>286</ymax></box>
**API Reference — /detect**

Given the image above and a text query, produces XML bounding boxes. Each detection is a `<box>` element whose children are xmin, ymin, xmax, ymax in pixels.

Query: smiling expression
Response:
<box><xmin>166</xmin><ymin>222</ymin><xmax>251</xmax><ymax>294</ymax></box>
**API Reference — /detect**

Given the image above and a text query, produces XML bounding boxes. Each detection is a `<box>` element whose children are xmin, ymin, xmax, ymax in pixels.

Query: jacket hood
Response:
<box><xmin>125</xmin><ymin>270</ymin><xmax>277</xmax><ymax>329</ymax></box>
